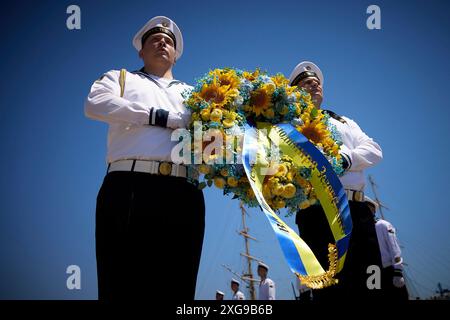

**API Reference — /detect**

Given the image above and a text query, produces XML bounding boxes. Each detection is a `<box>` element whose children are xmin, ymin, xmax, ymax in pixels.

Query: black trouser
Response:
<box><xmin>381</xmin><ymin>266</ymin><xmax>409</xmax><ymax>301</ymax></box>
<box><xmin>95</xmin><ymin>171</ymin><xmax>205</xmax><ymax>300</ymax></box>
<box><xmin>295</xmin><ymin>201</ymin><xmax>382</xmax><ymax>301</ymax></box>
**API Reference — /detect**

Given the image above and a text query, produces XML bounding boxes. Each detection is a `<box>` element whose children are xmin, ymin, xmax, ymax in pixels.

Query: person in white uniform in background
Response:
<box><xmin>366</xmin><ymin>197</ymin><xmax>409</xmax><ymax>300</ymax></box>
<box><xmin>290</xmin><ymin>61</ymin><xmax>383</xmax><ymax>301</ymax></box>
<box><xmin>215</xmin><ymin>290</ymin><xmax>225</xmax><ymax>300</ymax></box>
<box><xmin>257</xmin><ymin>262</ymin><xmax>276</xmax><ymax>300</ymax></box>
<box><xmin>85</xmin><ymin>16</ymin><xmax>205</xmax><ymax>300</ymax></box>
<box><xmin>231</xmin><ymin>279</ymin><xmax>245</xmax><ymax>300</ymax></box>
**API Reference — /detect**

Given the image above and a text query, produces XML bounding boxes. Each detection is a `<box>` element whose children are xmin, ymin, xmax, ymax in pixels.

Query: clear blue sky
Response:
<box><xmin>0</xmin><ymin>0</ymin><xmax>449</xmax><ymax>299</ymax></box>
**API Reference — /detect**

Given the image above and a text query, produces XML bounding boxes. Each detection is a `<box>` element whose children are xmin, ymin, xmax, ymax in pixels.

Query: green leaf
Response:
<box><xmin>197</xmin><ymin>182</ymin><xmax>207</xmax><ymax>190</ymax></box>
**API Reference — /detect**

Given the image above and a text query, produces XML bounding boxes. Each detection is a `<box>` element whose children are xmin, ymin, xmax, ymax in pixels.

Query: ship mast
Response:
<box><xmin>368</xmin><ymin>174</ymin><xmax>389</xmax><ymax>219</ymax></box>
<box><xmin>239</xmin><ymin>201</ymin><xmax>259</xmax><ymax>300</ymax></box>
<box><xmin>223</xmin><ymin>201</ymin><xmax>261</xmax><ymax>300</ymax></box>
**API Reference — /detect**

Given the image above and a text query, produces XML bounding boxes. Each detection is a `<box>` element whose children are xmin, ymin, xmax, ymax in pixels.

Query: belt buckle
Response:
<box><xmin>159</xmin><ymin>162</ymin><xmax>172</xmax><ymax>176</ymax></box>
<box><xmin>354</xmin><ymin>191</ymin><xmax>364</xmax><ymax>202</ymax></box>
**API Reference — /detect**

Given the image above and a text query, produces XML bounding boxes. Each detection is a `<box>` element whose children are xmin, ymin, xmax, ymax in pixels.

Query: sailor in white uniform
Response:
<box><xmin>289</xmin><ymin>61</ymin><xmax>383</xmax><ymax>301</ymax></box>
<box><xmin>257</xmin><ymin>262</ymin><xmax>276</xmax><ymax>300</ymax></box>
<box><xmin>366</xmin><ymin>197</ymin><xmax>409</xmax><ymax>300</ymax></box>
<box><xmin>85</xmin><ymin>16</ymin><xmax>205</xmax><ymax>300</ymax></box>
<box><xmin>231</xmin><ymin>279</ymin><xmax>245</xmax><ymax>300</ymax></box>
<box><xmin>215</xmin><ymin>290</ymin><xmax>225</xmax><ymax>300</ymax></box>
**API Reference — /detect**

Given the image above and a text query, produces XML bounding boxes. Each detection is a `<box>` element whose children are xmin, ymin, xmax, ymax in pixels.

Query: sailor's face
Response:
<box><xmin>231</xmin><ymin>283</ymin><xmax>238</xmax><ymax>291</ymax></box>
<box><xmin>257</xmin><ymin>267</ymin><xmax>267</xmax><ymax>277</ymax></box>
<box><xmin>297</xmin><ymin>77</ymin><xmax>323</xmax><ymax>108</ymax></box>
<box><xmin>140</xmin><ymin>33</ymin><xmax>176</xmax><ymax>65</ymax></box>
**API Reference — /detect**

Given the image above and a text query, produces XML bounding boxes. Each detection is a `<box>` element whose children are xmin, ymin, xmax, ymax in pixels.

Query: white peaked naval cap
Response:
<box><xmin>258</xmin><ymin>262</ymin><xmax>269</xmax><ymax>271</ymax></box>
<box><xmin>364</xmin><ymin>196</ymin><xmax>379</xmax><ymax>213</ymax></box>
<box><xmin>289</xmin><ymin>61</ymin><xmax>324</xmax><ymax>87</ymax></box>
<box><xmin>133</xmin><ymin>16</ymin><xmax>183</xmax><ymax>59</ymax></box>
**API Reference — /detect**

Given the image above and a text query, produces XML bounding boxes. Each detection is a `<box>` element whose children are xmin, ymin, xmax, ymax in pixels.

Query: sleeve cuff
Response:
<box><xmin>341</xmin><ymin>152</ymin><xmax>352</xmax><ymax>171</ymax></box>
<box><xmin>148</xmin><ymin>108</ymin><xmax>169</xmax><ymax>127</ymax></box>
<box><xmin>393</xmin><ymin>268</ymin><xmax>403</xmax><ymax>277</ymax></box>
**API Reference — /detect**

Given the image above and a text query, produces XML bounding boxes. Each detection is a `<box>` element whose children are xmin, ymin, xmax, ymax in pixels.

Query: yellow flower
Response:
<box><xmin>249</xmin><ymin>83</ymin><xmax>275</xmax><ymax>116</ymax></box>
<box><xmin>216</xmin><ymin>69</ymin><xmax>240</xmax><ymax>90</ymax></box>
<box><xmin>191</xmin><ymin>113</ymin><xmax>200</xmax><ymax>122</ymax></box>
<box><xmin>243</xmin><ymin>69</ymin><xmax>260</xmax><ymax>82</ymax></box>
<box><xmin>199</xmin><ymin>79</ymin><xmax>230</xmax><ymax>107</ymax></box>
<box><xmin>295</xmin><ymin>177</ymin><xmax>311</xmax><ymax>194</ymax></box>
<box><xmin>299</xmin><ymin>119</ymin><xmax>328</xmax><ymax>145</ymax></box>
<box><xmin>222</xmin><ymin>118</ymin><xmax>235</xmax><ymax>128</ymax></box>
<box><xmin>286</xmin><ymin>170</ymin><xmax>295</xmax><ymax>181</ymax></box>
<box><xmin>282</xmin><ymin>183</ymin><xmax>296</xmax><ymax>199</ymax></box>
<box><xmin>223</xmin><ymin>110</ymin><xmax>237</xmax><ymax>121</ymax></box>
<box><xmin>299</xmin><ymin>200</ymin><xmax>310</xmax><ymax>210</ymax></box>
<box><xmin>198</xmin><ymin>164</ymin><xmax>210</xmax><ymax>174</ymax></box>
<box><xmin>271</xmin><ymin>74</ymin><xmax>289</xmax><ymax>87</ymax></box>
<box><xmin>214</xmin><ymin>177</ymin><xmax>226</xmax><ymax>189</ymax></box>
<box><xmin>210</xmin><ymin>109</ymin><xmax>223</xmax><ymax>122</ymax></box>
<box><xmin>200</xmin><ymin>108</ymin><xmax>211</xmax><ymax>121</ymax></box>
<box><xmin>271</xmin><ymin>183</ymin><xmax>285</xmax><ymax>196</ymax></box>
<box><xmin>275</xmin><ymin>163</ymin><xmax>288</xmax><ymax>177</ymax></box>
<box><xmin>286</xmin><ymin>85</ymin><xmax>297</xmax><ymax>96</ymax></box>
<box><xmin>266</xmin><ymin>176</ymin><xmax>279</xmax><ymax>188</ymax></box>
<box><xmin>262</xmin><ymin>183</ymin><xmax>272</xmax><ymax>198</ymax></box>
<box><xmin>272</xmin><ymin>198</ymin><xmax>286</xmax><ymax>209</ymax></box>
<box><xmin>220</xmin><ymin>168</ymin><xmax>229</xmax><ymax>177</ymax></box>
<box><xmin>227</xmin><ymin>176</ymin><xmax>238</xmax><ymax>187</ymax></box>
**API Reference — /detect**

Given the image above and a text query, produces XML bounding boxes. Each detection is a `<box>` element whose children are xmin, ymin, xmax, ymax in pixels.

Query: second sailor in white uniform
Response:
<box><xmin>289</xmin><ymin>61</ymin><xmax>383</xmax><ymax>301</ymax></box>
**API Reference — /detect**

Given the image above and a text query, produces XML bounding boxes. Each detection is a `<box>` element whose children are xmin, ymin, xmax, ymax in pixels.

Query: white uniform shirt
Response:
<box><xmin>258</xmin><ymin>278</ymin><xmax>276</xmax><ymax>300</ymax></box>
<box><xmin>328</xmin><ymin>114</ymin><xmax>383</xmax><ymax>191</ymax></box>
<box><xmin>232</xmin><ymin>290</ymin><xmax>245</xmax><ymax>300</ymax></box>
<box><xmin>375</xmin><ymin>219</ymin><xmax>403</xmax><ymax>269</ymax></box>
<box><xmin>85</xmin><ymin>69</ymin><xmax>192</xmax><ymax>164</ymax></box>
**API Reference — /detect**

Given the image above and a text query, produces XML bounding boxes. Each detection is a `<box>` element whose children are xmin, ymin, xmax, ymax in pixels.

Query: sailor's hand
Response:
<box><xmin>393</xmin><ymin>276</ymin><xmax>405</xmax><ymax>288</ymax></box>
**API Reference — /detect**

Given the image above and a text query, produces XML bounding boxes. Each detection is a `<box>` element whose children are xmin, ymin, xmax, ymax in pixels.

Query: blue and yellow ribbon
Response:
<box><xmin>242</xmin><ymin>123</ymin><xmax>352</xmax><ymax>288</ymax></box>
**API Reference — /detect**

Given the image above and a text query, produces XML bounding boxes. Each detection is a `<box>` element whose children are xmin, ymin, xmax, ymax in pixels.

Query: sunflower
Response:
<box><xmin>198</xmin><ymin>78</ymin><xmax>230</xmax><ymax>107</ymax></box>
<box><xmin>211</xmin><ymin>69</ymin><xmax>240</xmax><ymax>90</ymax></box>
<box><xmin>249</xmin><ymin>84</ymin><xmax>275</xmax><ymax>116</ymax></box>
<box><xmin>243</xmin><ymin>69</ymin><xmax>260</xmax><ymax>82</ymax></box>
<box><xmin>271</xmin><ymin>74</ymin><xmax>289</xmax><ymax>87</ymax></box>
<box><xmin>299</xmin><ymin>119</ymin><xmax>329</xmax><ymax>145</ymax></box>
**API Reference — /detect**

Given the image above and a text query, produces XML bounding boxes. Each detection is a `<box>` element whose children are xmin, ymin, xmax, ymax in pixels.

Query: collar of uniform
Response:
<box><xmin>133</xmin><ymin>67</ymin><xmax>185</xmax><ymax>88</ymax></box>
<box><xmin>323</xmin><ymin>109</ymin><xmax>347</xmax><ymax>124</ymax></box>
